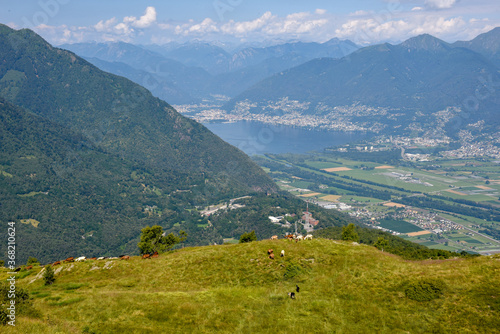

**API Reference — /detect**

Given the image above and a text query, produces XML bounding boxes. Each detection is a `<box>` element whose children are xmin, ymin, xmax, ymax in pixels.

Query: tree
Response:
<box><xmin>341</xmin><ymin>223</ymin><xmax>359</xmax><ymax>242</ymax></box>
<box><xmin>137</xmin><ymin>225</ymin><xmax>187</xmax><ymax>254</ymax></box>
<box><xmin>26</xmin><ymin>257</ymin><xmax>39</xmax><ymax>266</ymax></box>
<box><xmin>374</xmin><ymin>237</ymin><xmax>389</xmax><ymax>252</ymax></box>
<box><xmin>239</xmin><ymin>230</ymin><xmax>257</xmax><ymax>243</ymax></box>
<box><xmin>43</xmin><ymin>266</ymin><xmax>55</xmax><ymax>285</ymax></box>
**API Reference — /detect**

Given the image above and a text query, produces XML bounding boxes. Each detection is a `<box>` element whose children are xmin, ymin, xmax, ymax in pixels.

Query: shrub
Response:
<box><xmin>43</xmin><ymin>266</ymin><xmax>56</xmax><ymax>285</ymax></box>
<box><xmin>0</xmin><ymin>309</ymin><xmax>7</xmax><ymax>325</ymax></box>
<box><xmin>239</xmin><ymin>231</ymin><xmax>257</xmax><ymax>243</ymax></box>
<box><xmin>26</xmin><ymin>257</ymin><xmax>39</xmax><ymax>266</ymax></box>
<box><xmin>403</xmin><ymin>279</ymin><xmax>446</xmax><ymax>301</ymax></box>
<box><xmin>342</xmin><ymin>223</ymin><xmax>359</xmax><ymax>242</ymax></box>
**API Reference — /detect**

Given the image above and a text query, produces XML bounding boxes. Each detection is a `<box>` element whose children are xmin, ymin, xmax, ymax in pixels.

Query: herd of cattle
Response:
<box><xmin>49</xmin><ymin>252</ymin><xmax>160</xmax><ymax>266</ymax></box>
<box><xmin>43</xmin><ymin>234</ymin><xmax>313</xmax><ymax>267</ymax></box>
<box><xmin>270</xmin><ymin>234</ymin><xmax>313</xmax><ymax>241</ymax></box>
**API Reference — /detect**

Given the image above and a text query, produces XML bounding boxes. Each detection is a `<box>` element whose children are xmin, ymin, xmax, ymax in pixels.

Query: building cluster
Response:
<box><xmin>441</xmin><ymin>142</ymin><xmax>500</xmax><ymax>159</ymax></box>
<box><xmin>393</xmin><ymin>210</ymin><xmax>463</xmax><ymax>233</ymax></box>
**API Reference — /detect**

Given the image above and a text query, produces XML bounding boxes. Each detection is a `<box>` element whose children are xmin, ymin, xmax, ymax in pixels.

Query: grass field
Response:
<box><xmin>3</xmin><ymin>239</ymin><xmax>499</xmax><ymax>333</ymax></box>
<box><xmin>378</xmin><ymin>219</ymin><xmax>424</xmax><ymax>233</ymax></box>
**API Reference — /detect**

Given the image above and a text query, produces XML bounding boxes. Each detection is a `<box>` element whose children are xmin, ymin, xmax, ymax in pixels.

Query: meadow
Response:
<box><xmin>2</xmin><ymin>239</ymin><xmax>499</xmax><ymax>333</ymax></box>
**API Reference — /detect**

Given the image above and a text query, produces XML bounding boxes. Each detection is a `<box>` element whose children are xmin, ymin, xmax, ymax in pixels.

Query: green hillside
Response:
<box><xmin>0</xmin><ymin>24</ymin><xmax>275</xmax><ymax>194</ymax></box>
<box><xmin>2</xmin><ymin>239</ymin><xmax>498</xmax><ymax>333</ymax></box>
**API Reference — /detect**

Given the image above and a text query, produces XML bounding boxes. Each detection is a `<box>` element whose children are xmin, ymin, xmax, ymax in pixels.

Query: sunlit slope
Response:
<box><xmin>3</xmin><ymin>239</ymin><xmax>499</xmax><ymax>333</ymax></box>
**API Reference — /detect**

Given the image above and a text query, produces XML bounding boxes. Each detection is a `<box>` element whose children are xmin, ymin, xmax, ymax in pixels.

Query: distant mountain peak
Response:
<box><xmin>400</xmin><ymin>34</ymin><xmax>450</xmax><ymax>51</ymax></box>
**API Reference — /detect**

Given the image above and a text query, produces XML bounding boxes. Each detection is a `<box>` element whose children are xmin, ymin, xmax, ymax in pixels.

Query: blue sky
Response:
<box><xmin>1</xmin><ymin>0</ymin><xmax>499</xmax><ymax>45</ymax></box>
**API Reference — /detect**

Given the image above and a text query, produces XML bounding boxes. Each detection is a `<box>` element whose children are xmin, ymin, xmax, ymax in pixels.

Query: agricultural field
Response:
<box><xmin>257</xmin><ymin>153</ymin><xmax>500</xmax><ymax>255</ymax></box>
<box><xmin>378</xmin><ymin>219</ymin><xmax>424</xmax><ymax>234</ymax></box>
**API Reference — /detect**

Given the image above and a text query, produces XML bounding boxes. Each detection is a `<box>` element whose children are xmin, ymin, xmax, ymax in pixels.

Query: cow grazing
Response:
<box><xmin>304</xmin><ymin>234</ymin><xmax>313</xmax><ymax>240</ymax></box>
<box><xmin>90</xmin><ymin>257</ymin><xmax>97</xmax><ymax>260</ymax></box>
<box><xmin>142</xmin><ymin>254</ymin><xmax>150</xmax><ymax>259</ymax></box>
<box><xmin>269</xmin><ymin>253</ymin><xmax>275</xmax><ymax>260</ymax></box>
<box><xmin>64</xmin><ymin>257</ymin><xmax>74</xmax><ymax>263</ymax></box>
<box><xmin>267</xmin><ymin>249</ymin><xmax>274</xmax><ymax>255</ymax></box>
<box><xmin>75</xmin><ymin>256</ymin><xmax>86</xmax><ymax>262</ymax></box>
<box><xmin>296</xmin><ymin>285</ymin><xmax>300</xmax><ymax>293</ymax></box>
<box><xmin>25</xmin><ymin>265</ymin><xmax>33</xmax><ymax>270</ymax></box>
<box><xmin>288</xmin><ymin>292</ymin><xmax>295</xmax><ymax>299</ymax></box>
<box><xmin>120</xmin><ymin>256</ymin><xmax>130</xmax><ymax>260</ymax></box>
<box><xmin>280</xmin><ymin>250</ymin><xmax>285</xmax><ymax>257</ymax></box>
<box><xmin>14</xmin><ymin>267</ymin><xmax>21</xmax><ymax>272</ymax></box>
<box><xmin>271</xmin><ymin>235</ymin><xmax>278</xmax><ymax>240</ymax></box>
<box><xmin>296</xmin><ymin>235</ymin><xmax>304</xmax><ymax>241</ymax></box>
<box><xmin>52</xmin><ymin>261</ymin><xmax>61</xmax><ymax>266</ymax></box>
<box><xmin>286</xmin><ymin>234</ymin><xmax>294</xmax><ymax>241</ymax></box>
<box><xmin>151</xmin><ymin>252</ymin><xmax>159</xmax><ymax>258</ymax></box>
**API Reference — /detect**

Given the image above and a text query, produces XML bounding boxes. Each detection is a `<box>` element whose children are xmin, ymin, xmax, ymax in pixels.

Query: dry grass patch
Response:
<box><xmin>383</xmin><ymin>202</ymin><xmax>406</xmax><ymax>208</ymax></box>
<box><xmin>298</xmin><ymin>192</ymin><xmax>322</xmax><ymax>198</ymax></box>
<box><xmin>322</xmin><ymin>167</ymin><xmax>352</xmax><ymax>172</ymax></box>
<box><xmin>320</xmin><ymin>195</ymin><xmax>342</xmax><ymax>202</ymax></box>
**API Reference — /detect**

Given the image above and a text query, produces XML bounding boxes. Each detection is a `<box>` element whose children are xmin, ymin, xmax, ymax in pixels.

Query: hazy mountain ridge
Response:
<box><xmin>225</xmin><ymin>31</ymin><xmax>500</xmax><ymax>136</ymax></box>
<box><xmin>453</xmin><ymin>27</ymin><xmax>500</xmax><ymax>67</ymax></box>
<box><xmin>61</xmin><ymin>38</ymin><xmax>360</xmax><ymax>99</ymax></box>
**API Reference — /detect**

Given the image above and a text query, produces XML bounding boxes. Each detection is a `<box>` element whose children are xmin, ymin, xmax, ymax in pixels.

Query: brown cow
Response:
<box><xmin>64</xmin><ymin>257</ymin><xmax>74</xmax><ymax>263</ymax></box>
<box><xmin>25</xmin><ymin>265</ymin><xmax>33</xmax><ymax>270</ymax></box>
<box><xmin>269</xmin><ymin>253</ymin><xmax>275</xmax><ymax>260</ymax></box>
<box><xmin>271</xmin><ymin>235</ymin><xmax>278</xmax><ymax>240</ymax></box>
<box><xmin>267</xmin><ymin>249</ymin><xmax>273</xmax><ymax>255</ymax></box>
<box><xmin>52</xmin><ymin>261</ymin><xmax>61</xmax><ymax>266</ymax></box>
<box><xmin>151</xmin><ymin>252</ymin><xmax>159</xmax><ymax>258</ymax></box>
<box><xmin>286</xmin><ymin>234</ymin><xmax>294</xmax><ymax>241</ymax></box>
<box><xmin>90</xmin><ymin>257</ymin><xmax>97</xmax><ymax>260</ymax></box>
<box><xmin>120</xmin><ymin>256</ymin><xmax>130</xmax><ymax>260</ymax></box>
<box><xmin>142</xmin><ymin>254</ymin><xmax>150</xmax><ymax>259</ymax></box>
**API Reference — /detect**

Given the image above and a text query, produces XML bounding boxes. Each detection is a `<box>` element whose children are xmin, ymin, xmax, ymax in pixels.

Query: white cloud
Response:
<box><xmin>25</xmin><ymin>5</ymin><xmax>500</xmax><ymax>47</ymax></box>
<box><xmin>335</xmin><ymin>14</ymin><xmax>471</xmax><ymax>44</ymax></box>
<box><xmin>188</xmin><ymin>18</ymin><xmax>219</xmax><ymax>34</ymax></box>
<box><xmin>127</xmin><ymin>6</ymin><xmax>157</xmax><ymax>28</ymax></box>
<box><xmin>94</xmin><ymin>18</ymin><xmax>117</xmax><ymax>32</ymax></box>
<box><xmin>221</xmin><ymin>12</ymin><xmax>275</xmax><ymax>35</ymax></box>
<box><xmin>425</xmin><ymin>0</ymin><xmax>457</xmax><ymax>10</ymax></box>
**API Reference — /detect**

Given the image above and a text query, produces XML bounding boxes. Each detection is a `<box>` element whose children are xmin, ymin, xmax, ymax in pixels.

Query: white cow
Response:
<box><xmin>304</xmin><ymin>234</ymin><xmax>313</xmax><ymax>240</ymax></box>
<box><xmin>75</xmin><ymin>256</ymin><xmax>86</xmax><ymax>262</ymax></box>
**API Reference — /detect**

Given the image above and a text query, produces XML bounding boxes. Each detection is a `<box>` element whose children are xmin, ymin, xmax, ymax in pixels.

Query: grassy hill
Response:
<box><xmin>2</xmin><ymin>239</ymin><xmax>499</xmax><ymax>333</ymax></box>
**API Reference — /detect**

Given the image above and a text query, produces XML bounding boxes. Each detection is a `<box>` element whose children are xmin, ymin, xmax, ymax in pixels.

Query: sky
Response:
<box><xmin>1</xmin><ymin>0</ymin><xmax>499</xmax><ymax>46</ymax></box>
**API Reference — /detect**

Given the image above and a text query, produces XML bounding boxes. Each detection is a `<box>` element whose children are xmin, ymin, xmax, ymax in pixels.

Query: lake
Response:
<box><xmin>203</xmin><ymin>121</ymin><xmax>370</xmax><ymax>155</ymax></box>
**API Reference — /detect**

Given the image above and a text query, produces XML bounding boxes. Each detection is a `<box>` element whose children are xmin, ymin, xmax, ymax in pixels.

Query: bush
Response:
<box><xmin>239</xmin><ymin>231</ymin><xmax>257</xmax><ymax>243</ymax></box>
<box><xmin>403</xmin><ymin>279</ymin><xmax>445</xmax><ymax>301</ymax></box>
<box><xmin>26</xmin><ymin>257</ymin><xmax>39</xmax><ymax>266</ymax></box>
<box><xmin>0</xmin><ymin>309</ymin><xmax>7</xmax><ymax>326</ymax></box>
<box><xmin>43</xmin><ymin>266</ymin><xmax>55</xmax><ymax>286</ymax></box>
<box><xmin>342</xmin><ymin>223</ymin><xmax>359</xmax><ymax>242</ymax></box>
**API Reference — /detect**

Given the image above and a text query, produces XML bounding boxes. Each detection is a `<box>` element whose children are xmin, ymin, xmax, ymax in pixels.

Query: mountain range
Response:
<box><xmin>60</xmin><ymin>38</ymin><xmax>360</xmax><ymax>102</ymax></box>
<box><xmin>226</xmin><ymin>30</ymin><xmax>500</xmax><ymax>136</ymax></box>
